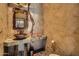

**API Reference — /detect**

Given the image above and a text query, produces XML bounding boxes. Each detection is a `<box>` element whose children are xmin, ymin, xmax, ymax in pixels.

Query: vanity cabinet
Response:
<box><xmin>3</xmin><ymin>44</ymin><xmax>18</xmax><ymax>56</ymax></box>
<box><xmin>3</xmin><ymin>35</ymin><xmax>47</xmax><ymax>56</ymax></box>
<box><xmin>3</xmin><ymin>38</ymin><xmax>30</xmax><ymax>56</ymax></box>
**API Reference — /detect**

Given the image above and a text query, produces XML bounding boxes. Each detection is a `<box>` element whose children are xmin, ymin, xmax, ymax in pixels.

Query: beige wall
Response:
<box><xmin>43</xmin><ymin>4</ymin><xmax>79</xmax><ymax>55</ymax></box>
<box><xmin>0</xmin><ymin>3</ymin><xmax>8</xmax><ymax>54</ymax></box>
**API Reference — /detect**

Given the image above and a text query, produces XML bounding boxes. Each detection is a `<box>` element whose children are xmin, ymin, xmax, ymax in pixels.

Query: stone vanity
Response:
<box><xmin>3</xmin><ymin>35</ymin><xmax>47</xmax><ymax>56</ymax></box>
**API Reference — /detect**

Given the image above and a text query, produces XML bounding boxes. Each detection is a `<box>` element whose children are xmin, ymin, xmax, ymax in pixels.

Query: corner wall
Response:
<box><xmin>43</xmin><ymin>4</ymin><xmax>79</xmax><ymax>55</ymax></box>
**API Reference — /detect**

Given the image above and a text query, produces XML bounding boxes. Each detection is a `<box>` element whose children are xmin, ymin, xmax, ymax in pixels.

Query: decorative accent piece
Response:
<box><xmin>15</xmin><ymin>3</ymin><xmax>28</xmax><ymax>8</ymax></box>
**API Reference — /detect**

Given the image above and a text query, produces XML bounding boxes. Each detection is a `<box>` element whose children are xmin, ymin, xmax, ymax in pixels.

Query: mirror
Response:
<box><xmin>13</xmin><ymin>8</ymin><xmax>28</xmax><ymax>29</ymax></box>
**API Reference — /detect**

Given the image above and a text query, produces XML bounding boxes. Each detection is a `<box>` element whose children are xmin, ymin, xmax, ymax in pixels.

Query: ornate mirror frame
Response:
<box><xmin>13</xmin><ymin>8</ymin><xmax>28</xmax><ymax>29</ymax></box>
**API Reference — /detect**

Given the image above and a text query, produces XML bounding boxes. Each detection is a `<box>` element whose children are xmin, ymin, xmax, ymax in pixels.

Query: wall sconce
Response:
<box><xmin>51</xmin><ymin>40</ymin><xmax>55</xmax><ymax>52</ymax></box>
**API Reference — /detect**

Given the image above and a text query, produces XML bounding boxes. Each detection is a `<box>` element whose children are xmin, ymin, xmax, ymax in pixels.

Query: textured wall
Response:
<box><xmin>0</xmin><ymin>3</ymin><xmax>8</xmax><ymax>55</ymax></box>
<box><xmin>30</xmin><ymin>3</ymin><xmax>43</xmax><ymax>37</ymax></box>
<box><xmin>43</xmin><ymin>4</ymin><xmax>79</xmax><ymax>55</ymax></box>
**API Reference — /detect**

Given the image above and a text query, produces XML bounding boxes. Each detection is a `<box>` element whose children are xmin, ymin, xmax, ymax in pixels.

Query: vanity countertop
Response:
<box><xmin>4</xmin><ymin>35</ymin><xmax>47</xmax><ymax>46</ymax></box>
<box><xmin>4</xmin><ymin>36</ymin><xmax>32</xmax><ymax>46</ymax></box>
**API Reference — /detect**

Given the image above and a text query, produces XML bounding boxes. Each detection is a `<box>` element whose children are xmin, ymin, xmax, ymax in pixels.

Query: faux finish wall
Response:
<box><xmin>43</xmin><ymin>4</ymin><xmax>79</xmax><ymax>55</ymax></box>
<box><xmin>0</xmin><ymin>3</ymin><xmax>8</xmax><ymax>55</ymax></box>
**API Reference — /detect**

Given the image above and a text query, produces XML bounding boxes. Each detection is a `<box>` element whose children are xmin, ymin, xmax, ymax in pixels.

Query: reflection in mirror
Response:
<box><xmin>15</xmin><ymin>18</ymin><xmax>25</xmax><ymax>29</ymax></box>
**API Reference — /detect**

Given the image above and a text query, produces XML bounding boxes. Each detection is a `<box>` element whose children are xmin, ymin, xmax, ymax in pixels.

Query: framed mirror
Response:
<box><xmin>13</xmin><ymin>8</ymin><xmax>28</xmax><ymax>29</ymax></box>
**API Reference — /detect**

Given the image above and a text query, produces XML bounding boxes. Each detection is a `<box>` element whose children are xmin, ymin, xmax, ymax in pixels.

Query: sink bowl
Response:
<box><xmin>14</xmin><ymin>34</ymin><xmax>27</xmax><ymax>40</ymax></box>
